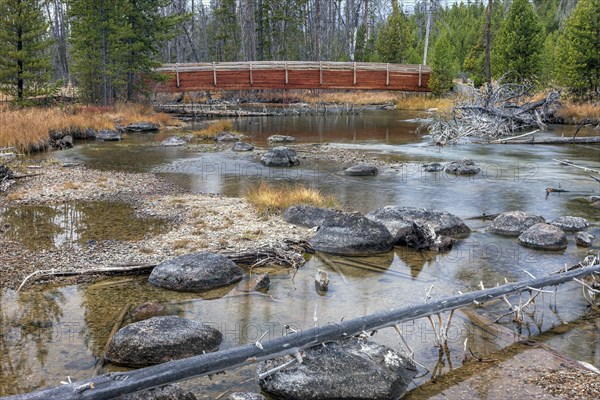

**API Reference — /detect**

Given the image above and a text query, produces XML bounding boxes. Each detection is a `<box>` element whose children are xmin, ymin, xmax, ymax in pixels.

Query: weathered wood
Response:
<box><xmin>7</xmin><ymin>263</ymin><xmax>600</xmax><ymax>400</ymax></box>
<box><xmin>496</xmin><ymin>136</ymin><xmax>600</xmax><ymax>145</ymax></box>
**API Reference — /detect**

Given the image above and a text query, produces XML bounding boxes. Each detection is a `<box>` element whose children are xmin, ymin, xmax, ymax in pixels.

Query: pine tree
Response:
<box><xmin>429</xmin><ymin>29</ymin><xmax>458</xmax><ymax>95</ymax></box>
<box><xmin>210</xmin><ymin>0</ymin><xmax>241</xmax><ymax>62</ymax></box>
<box><xmin>555</xmin><ymin>0</ymin><xmax>600</xmax><ymax>99</ymax></box>
<box><xmin>375</xmin><ymin>1</ymin><xmax>409</xmax><ymax>63</ymax></box>
<box><xmin>0</xmin><ymin>0</ymin><xmax>54</xmax><ymax>102</ymax></box>
<box><xmin>493</xmin><ymin>0</ymin><xmax>543</xmax><ymax>83</ymax></box>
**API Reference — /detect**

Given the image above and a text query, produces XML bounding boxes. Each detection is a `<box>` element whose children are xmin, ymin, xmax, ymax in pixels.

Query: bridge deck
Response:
<box><xmin>155</xmin><ymin>61</ymin><xmax>431</xmax><ymax>92</ymax></box>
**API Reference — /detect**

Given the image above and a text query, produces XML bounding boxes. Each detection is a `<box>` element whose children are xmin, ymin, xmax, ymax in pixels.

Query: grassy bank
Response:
<box><xmin>555</xmin><ymin>101</ymin><xmax>600</xmax><ymax>124</ymax></box>
<box><xmin>0</xmin><ymin>103</ymin><xmax>179</xmax><ymax>153</ymax></box>
<box><xmin>246</xmin><ymin>182</ymin><xmax>339</xmax><ymax>215</ymax></box>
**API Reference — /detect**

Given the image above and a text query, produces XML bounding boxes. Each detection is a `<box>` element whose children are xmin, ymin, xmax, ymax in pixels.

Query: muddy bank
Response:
<box><xmin>0</xmin><ymin>162</ymin><xmax>310</xmax><ymax>289</ymax></box>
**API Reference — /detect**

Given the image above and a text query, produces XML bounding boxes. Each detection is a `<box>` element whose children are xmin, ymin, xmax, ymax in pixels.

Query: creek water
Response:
<box><xmin>1</xmin><ymin>110</ymin><xmax>598</xmax><ymax>398</ymax></box>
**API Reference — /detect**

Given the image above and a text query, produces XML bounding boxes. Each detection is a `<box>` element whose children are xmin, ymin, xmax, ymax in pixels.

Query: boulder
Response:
<box><xmin>149</xmin><ymin>252</ymin><xmax>245</xmax><ymax>292</ymax></box>
<box><xmin>96</xmin><ymin>130</ymin><xmax>122</xmax><ymax>141</ymax></box>
<box><xmin>575</xmin><ymin>232</ymin><xmax>594</xmax><ymax>247</ymax></box>
<box><xmin>344</xmin><ymin>164</ymin><xmax>379</xmax><ymax>176</ymax></box>
<box><xmin>258</xmin><ymin>338</ymin><xmax>417</xmax><ymax>400</ymax></box>
<box><xmin>402</xmin><ymin>222</ymin><xmax>455</xmax><ymax>251</ymax></box>
<box><xmin>105</xmin><ymin>316</ymin><xmax>222</xmax><ymax>368</ymax></box>
<box><xmin>423</xmin><ymin>162</ymin><xmax>443</xmax><ymax>172</ymax></box>
<box><xmin>161</xmin><ymin>136</ymin><xmax>187</xmax><ymax>147</ymax></box>
<box><xmin>215</xmin><ymin>132</ymin><xmax>240</xmax><ymax>142</ymax></box>
<box><xmin>125</xmin><ymin>122</ymin><xmax>160</xmax><ymax>133</ymax></box>
<box><xmin>315</xmin><ymin>269</ymin><xmax>330</xmax><ymax>292</ymax></box>
<box><xmin>366</xmin><ymin>206</ymin><xmax>470</xmax><ymax>239</ymax></box>
<box><xmin>267</xmin><ymin>134</ymin><xmax>296</xmax><ymax>143</ymax></box>
<box><xmin>445</xmin><ymin>159</ymin><xmax>480</xmax><ymax>175</ymax></box>
<box><xmin>118</xmin><ymin>384</ymin><xmax>197</xmax><ymax>400</ymax></box>
<box><xmin>232</xmin><ymin>142</ymin><xmax>255</xmax><ymax>152</ymax></box>
<box><xmin>283</xmin><ymin>205</ymin><xmax>340</xmax><ymax>228</ymax></box>
<box><xmin>309</xmin><ymin>213</ymin><xmax>393</xmax><ymax>256</ymax></box>
<box><xmin>260</xmin><ymin>147</ymin><xmax>299</xmax><ymax>167</ymax></box>
<box><xmin>225</xmin><ymin>393</ymin><xmax>266</xmax><ymax>400</ymax></box>
<box><xmin>517</xmin><ymin>223</ymin><xmax>568</xmax><ymax>251</ymax></box>
<box><xmin>129</xmin><ymin>302</ymin><xmax>167</xmax><ymax>322</ymax></box>
<box><xmin>551</xmin><ymin>216</ymin><xmax>589</xmax><ymax>232</ymax></box>
<box><xmin>489</xmin><ymin>211</ymin><xmax>546</xmax><ymax>236</ymax></box>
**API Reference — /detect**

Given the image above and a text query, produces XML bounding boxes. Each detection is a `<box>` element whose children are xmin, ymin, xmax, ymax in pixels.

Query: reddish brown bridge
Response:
<box><xmin>155</xmin><ymin>61</ymin><xmax>431</xmax><ymax>92</ymax></box>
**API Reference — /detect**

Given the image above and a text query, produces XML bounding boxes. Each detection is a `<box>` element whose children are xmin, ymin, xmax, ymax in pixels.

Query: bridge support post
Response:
<box><xmin>249</xmin><ymin>62</ymin><xmax>253</xmax><ymax>86</ymax></box>
<box><xmin>418</xmin><ymin>64</ymin><xmax>422</xmax><ymax>87</ymax></box>
<box><xmin>353</xmin><ymin>62</ymin><xmax>357</xmax><ymax>85</ymax></box>
<box><xmin>285</xmin><ymin>61</ymin><xmax>288</xmax><ymax>85</ymax></box>
<box><xmin>319</xmin><ymin>61</ymin><xmax>323</xmax><ymax>85</ymax></box>
<box><xmin>386</xmin><ymin>63</ymin><xmax>390</xmax><ymax>86</ymax></box>
<box><xmin>213</xmin><ymin>62</ymin><xmax>217</xmax><ymax>87</ymax></box>
<box><xmin>175</xmin><ymin>64</ymin><xmax>180</xmax><ymax>88</ymax></box>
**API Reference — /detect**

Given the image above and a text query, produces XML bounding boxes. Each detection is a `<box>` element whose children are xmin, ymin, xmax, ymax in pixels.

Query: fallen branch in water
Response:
<box><xmin>93</xmin><ymin>303</ymin><xmax>132</xmax><ymax>376</ymax></box>
<box><xmin>8</xmin><ymin>262</ymin><xmax>600</xmax><ymax>400</ymax></box>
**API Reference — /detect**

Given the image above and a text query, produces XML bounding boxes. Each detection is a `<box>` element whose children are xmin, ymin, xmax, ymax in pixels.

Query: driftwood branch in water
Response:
<box><xmin>496</xmin><ymin>136</ymin><xmax>600</xmax><ymax>145</ymax></box>
<box><xmin>8</xmin><ymin>263</ymin><xmax>600</xmax><ymax>400</ymax></box>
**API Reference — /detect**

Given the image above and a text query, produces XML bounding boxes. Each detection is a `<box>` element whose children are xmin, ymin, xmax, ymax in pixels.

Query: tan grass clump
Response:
<box><xmin>555</xmin><ymin>101</ymin><xmax>600</xmax><ymax>124</ymax></box>
<box><xmin>395</xmin><ymin>96</ymin><xmax>453</xmax><ymax>111</ymax></box>
<box><xmin>189</xmin><ymin>119</ymin><xmax>235</xmax><ymax>139</ymax></box>
<box><xmin>246</xmin><ymin>182</ymin><xmax>339</xmax><ymax>215</ymax></box>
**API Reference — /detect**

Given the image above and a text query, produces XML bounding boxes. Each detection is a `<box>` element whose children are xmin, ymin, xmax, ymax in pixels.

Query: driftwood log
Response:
<box><xmin>6</xmin><ymin>263</ymin><xmax>600</xmax><ymax>400</ymax></box>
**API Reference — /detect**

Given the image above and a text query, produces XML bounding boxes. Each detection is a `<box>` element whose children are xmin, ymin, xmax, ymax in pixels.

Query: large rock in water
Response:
<box><xmin>517</xmin><ymin>223</ymin><xmax>568</xmax><ymax>251</ymax></box>
<box><xmin>309</xmin><ymin>213</ymin><xmax>393</xmax><ymax>256</ymax></box>
<box><xmin>489</xmin><ymin>211</ymin><xmax>546</xmax><ymax>236</ymax></box>
<box><xmin>344</xmin><ymin>164</ymin><xmax>379</xmax><ymax>176</ymax></box>
<box><xmin>258</xmin><ymin>338</ymin><xmax>417</xmax><ymax>400</ymax></box>
<box><xmin>105</xmin><ymin>316</ymin><xmax>222</xmax><ymax>368</ymax></box>
<box><xmin>232</xmin><ymin>142</ymin><xmax>255</xmax><ymax>152</ymax></box>
<box><xmin>284</xmin><ymin>205</ymin><xmax>340</xmax><ymax>228</ymax></box>
<box><xmin>118</xmin><ymin>384</ymin><xmax>197</xmax><ymax>400</ymax></box>
<box><xmin>96</xmin><ymin>130</ymin><xmax>122</xmax><ymax>141</ymax></box>
<box><xmin>125</xmin><ymin>122</ymin><xmax>160</xmax><ymax>133</ymax></box>
<box><xmin>366</xmin><ymin>206</ymin><xmax>471</xmax><ymax>239</ymax></box>
<box><xmin>161</xmin><ymin>136</ymin><xmax>187</xmax><ymax>147</ymax></box>
<box><xmin>260</xmin><ymin>147</ymin><xmax>299</xmax><ymax>167</ymax></box>
<box><xmin>215</xmin><ymin>131</ymin><xmax>240</xmax><ymax>142</ymax></box>
<box><xmin>149</xmin><ymin>252</ymin><xmax>245</xmax><ymax>292</ymax></box>
<box><xmin>267</xmin><ymin>134</ymin><xmax>296</xmax><ymax>143</ymax></box>
<box><xmin>550</xmin><ymin>216</ymin><xmax>589</xmax><ymax>232</ymax></box>
<box><xmin>575</xmin><ymin>231</ymin><xmax>594</xmax><ymax>247</ymax></box>
<box><xmin>225</xmin><ymin>393</ymin><xmax>266</xmax><ymax>400</ymax></box>
<box><xmin>445</xmin><ymin>159</ymin><xmax>480</xmax><ymax>175</ymax></box>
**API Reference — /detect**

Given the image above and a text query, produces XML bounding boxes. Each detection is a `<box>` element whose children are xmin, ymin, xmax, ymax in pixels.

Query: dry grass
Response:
<box><xmin>297</xmin><ymin>91</ymin><xmax>398</xmax><ymax>105</ymax></box>
<box><xmin>61</xmin><ymin>181</ymin><xmax>81</xmax><ymax>190</ymax></box>
<box><xmin>188</xmin><ymin>119</ymin><xmax>235</xmax><ymax>139</ymax></box>
<box><xmin>395</xmin><ymin>96</ymin><xmax>454</xmax><ymax>111</ymax></box>
<box><xmin>246</xmin><ymin>182</ymin><xmax>339</xmax><ymax>215</ymax></box>
<box><xmin>555</xmin><ymin>101</ymin><xmax>600</xmax><ymax>124</ymax></box>
<box><xmin>0</xmin><ymin>103</ymin><xmax>180</xmax><ymax>153</ymax></box>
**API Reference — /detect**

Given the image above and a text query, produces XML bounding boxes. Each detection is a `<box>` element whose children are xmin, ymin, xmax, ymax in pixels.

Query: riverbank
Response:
<box><xmin>0</xmin><ymin>161</ymin><xmax>310</xmax><ymax>289</ymax></box>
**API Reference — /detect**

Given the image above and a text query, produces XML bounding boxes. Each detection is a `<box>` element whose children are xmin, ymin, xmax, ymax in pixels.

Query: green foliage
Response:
<box><xmin>493</xmin><ymin>0</ymin><xmax>543</xmax><ymax>83</ymax></box>
<box><xmin>429</xmin><ymin>29</ymin><xmax>458</xmax><ymax>96</ymax></box>
<box><xmin>210</xmin><ymin>0</ymin><xmax>241</xmax><ymax>61</ymax></box>
<box><xmin>0</xmin><ymin>0</ymin><xmax>55</xmax><ymax>101</ymax></box>
<box><xmin>375</xmin><ymin>2</ymin><xmax>410</xmax><ymax>63</ymax></box>
<box><xmin>554</xmin><ymin>0</ymin><xmax>600</xmax><ymax>99</ymax></box>
<box><xmin>255</xmin><ymin>0</ymin><xmax>307</xmax><ymax>61</ymax></box>
<box><xmin>355</xmin><ymin>24</ymin><xmax>376</xmax><ymax>62</ymax></box>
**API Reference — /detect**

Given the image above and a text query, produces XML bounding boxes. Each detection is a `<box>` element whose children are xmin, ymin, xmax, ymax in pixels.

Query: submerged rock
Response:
<box><xmin>105</xmin><ymin>316</ymin><xmax>222</xmax><ymax>368</ymax></box>
<box><xmin>517</xmin><ymin>223</ymin><xmax>568</xmax><ymax>251</ymax></box>
<box><xmin>402</xmin><ymin>222</ymin><xmax>455</xmax><ymax>251</ymax></box>
<box><xmin>260</xmin><ymin>147</ymin><xmax>299</xmax><ymax>167</ymax></box>
<box><xmin>344</xmin><ymin>164</ymin><xmax>379</xmax><ymax>176</ymax></box>
<box><xmin>489</xmin><ymin>211</ymin><xmax>546</xmax><ymax>236</ymax></box>
<box><xmin>161</xmin><ymin>136</ymin><xmax>187</xmax><ymax>147</ymax></box>
<box><xmin>149</xmin><ymin>252</ymin><xmax>245</xmax><ymax>292</ymax></box>
<box><xmin>232</xmin><ymin>142</ymin><xmax>255</xmax><ymax>152</ymax></box>
<box><xmin>225</xmin><ymin>393</ymin><xmax>266</xmax><ymax>400</ymax></box>
<box><xmin>267</xmin><ymin>134</ymin><xmax>296</xmax><ymax>143</ymax></box>
<box><xmin>315</xmin><ymin>269</ymin><xmax>330</xmax><ymax>292</ymax></box>
<box><xmin>258</xmin><ymin>338</ymin><xmax>417</xmax><ymax>400</ymax></box>
<box><xmin>309</xmin><ymin>212</ymin><xmax>393</xmax><ymax>256</ymax></box>
<box><xmin>284</xmin><ymin>205</ymin><xmax>340</xmax><ymax>228</ymax></box>
<box><xmin>445</xmin><ymin>159</ymin><xmax>480</xmax><ymax>175</ymax></box>
<box><xmin>423</xmin><ymin>162</ymin><xmax>443</xmax><ymax>172</ymax></box>
<box><xmin>551</xmin><ymin>216</ymin><xmax>589</xmax><ymax>232</ymax></box>
<box><xmin>96</xmin><ymin>130</ymin><xmax>122</xmax><ymax>141</ymax></box>
<box><xmin>125</xmin><ymin>122</ymin><xmax>160</xmax><ymax>133</ymax></box>
<box><xmin>118</xmin><ymin>384</ymin><xmax>197</xmax><ymax>400</ymax></box>
<box><xmin>129</xmin><ymin>302</ymin><xmax>167</xmax><ymax>322</ymax></box>
<box><xmin>215</xmin><ymin>131</ymin><xmax>240</xmax><ymax>142</ymax></box>
<box><xmin>248</xmin><ymin>273</ymin><xmax>270</xmax><ymax>291</ymax></box>
<box><xmin>575</xmin><ymin>231</ymin><xmax>594</xmax><ymax>247</ymax></box>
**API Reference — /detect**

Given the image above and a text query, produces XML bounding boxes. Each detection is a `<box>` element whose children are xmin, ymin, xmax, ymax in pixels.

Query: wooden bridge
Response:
<box><xmin>154</xmin><ymin>61</ymin><xmax>431</xmax><ymax>92</ymax></box>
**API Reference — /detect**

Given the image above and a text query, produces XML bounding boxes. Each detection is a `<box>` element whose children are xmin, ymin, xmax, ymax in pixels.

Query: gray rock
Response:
<box><xmin>149</xmin><ymin>252</ymin><xmax>245</xmax><ymax>292</ymax></box>
<box><xmin>267</xmin><ymin>134</ymin><xmax>296</xmax><ymax>143</ymax></box>
<box><xmin>232</xmin><ymin>142</ymin><xmax>255</xmax><ymax>152</ymax></box>
<box><xmin>309</xmin><ymin>212</ymin><xmax>394</xmax><ymax>256</ymax></box>
<box><xmin>445</xmin><ymin>159</ymin><xmax>480</xmax><ymax>175</ymax></box>
<box><xmin>344</xmin><ymin>164</ymin><xmax>379</xmax><ymax>176</ymax></box>
<box><xmin>284</xmin><ymin>205</ymin><xmax>340</xmax><ymax>228</ymax></box>
<box><xmin>96</xmin><ymin>130</ymin><xmax>122</xmax><ymax>141</ymax></box>
<box><xmin>215</xmin><ymin>132</ymin><xmax>240</xmax><ymax>142</ymax></box>
<box><xmin>225</xmin><ymin>393</ymin><xmax>266</xmax><ymax>400</ymax></box>
<box><xmin>248</xmin><ymin>273</ymin><xmax>270</xmax><ymax>291</ymax></box>
<box><xmin>402</xmin><ymin>222</ymin><xmax>456</xmax><ymax>251</ymax></box>
<box><xmin>551</xmin><ymin>216</ymin><xmax>589</xmax><ymax>232</ymax></box>
<box><xmin>517</xmin><ymin>223</ymin><xmax>568</xmax><ymax>251</ymax></box>
<box><xmin>130</xmin><ymin>302</ymin><xmax>167</xmax><ymax>322</ymax></box>
<box><xmin>260</xmin><ymin>146</ymin><xmax>299</xmax><ymax>167</ymax></box>
<box><xmin>125</xmin><ymin>122</ymin><xmax>160</xmax><ymax>133</ymax></box>
<box><xmin>575</xmin><ymin>232</ymin><xmax>595</xmax><ymax>247</ymax></box>
<box><xmin>367</xmin><ymin>206</ymin><xmax>471</xmax><ymax>240</ymax></box>
<box><xmin>105</xmin><ymin>316</ymin><xmax>222</xmax><ymax>368</ymax></box>
<box><xmin>161</xmin><ymin>136</ymin><xmax>187</xmax><ymax>147</ymax></box>
<box><xmin>118</xmin><ymin>384</ymin><xmax>197</xmax><ymax>400</ymax></box>
<box><xmin>423</xmin><ymin>162</ymin><xmax>443</xmax><ymax>172</ymax></box>
<box><xmin>489</xmin><ymin>211</ymin><xmax>546</xmax><ymax>236</ymax></box>
<box><xmin>258</xmin><ymin>338</ymin><xmax>417</xmax><ymax>400</ymax></box>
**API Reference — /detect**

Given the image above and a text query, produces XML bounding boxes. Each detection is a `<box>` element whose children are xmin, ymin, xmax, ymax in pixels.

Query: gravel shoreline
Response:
<box><xmin>0</xmin><ymin>161</ymin><xmax>310</xmax><ymax>289</ymax></box>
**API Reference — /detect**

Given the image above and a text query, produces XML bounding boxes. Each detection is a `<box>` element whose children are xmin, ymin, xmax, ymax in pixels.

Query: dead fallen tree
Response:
<box><xmin>423</xmin><ymin>82</ymin><xmax>560</xmax><ymax>144</ymax></box>
<box><xmin>7</xmin><ymin>262</ymin><xmax>600</xmax><ymax>400</ymax></box>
